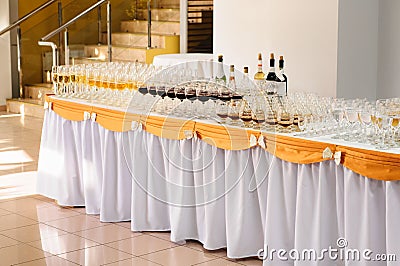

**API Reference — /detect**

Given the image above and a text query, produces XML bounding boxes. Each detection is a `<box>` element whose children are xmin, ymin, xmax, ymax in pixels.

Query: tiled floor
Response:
<box><xmin>0</xmin><ymin>112</ymin><xmax>262</xmax><ymax>265</ymax></box>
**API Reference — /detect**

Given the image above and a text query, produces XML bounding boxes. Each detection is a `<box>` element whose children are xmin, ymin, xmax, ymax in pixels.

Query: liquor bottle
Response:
<box><xmin>265</xmin><ymin>53</ymin><xmax>278</xmax><ymax>95</ymax></box>
<box><xmin>277</xmin><ymin>56</ymin><xmax>288</xmax><ymax>95</ymax></box>
<box><xmin>240</xmin><ymin>66</ymin><xmax>252</xmax><ymax>97</ymax></box>
<box><xmin>254</xmin><ymin>53</ymin><xmax>265</xmax><ymax>87</ymax></box>
<box><xmin>215</xmin><ymin>55</ymin><xmax>226</xmax><ymax>84</ymax></box>
<box><xmin>227</xmin><ymin>65</ymin><xmax>236</xmax><ymax>91</ymax></box>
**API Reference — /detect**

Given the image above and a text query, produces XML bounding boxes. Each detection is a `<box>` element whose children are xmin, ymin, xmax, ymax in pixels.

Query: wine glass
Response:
<box><xmin>277</xmin><ymin>107</ymin><xmax>294</xmax><ymax>133</ymax></box>
<box><xmin>216</xmin><ymin>100</ymin><xmax>229</xmax><ymax>123</ymax></box>
<box><xmin>239</xmin><ymin>100</ymin><xmax>254</xmax><ymax>128</ymax></box>
<box><xmin>375</xmin><ymin>113</ymin><xmax>393</xmax><ymax>150</ymax></box>
<box><xmin>227</xmin><ymin>98</ymin><xmax>242</xmax><ymax>126</ymax></box>
<box><xmin>51</xmin><ymin>66</ymin><xmax>59</xmax><ymax>95</ymax></box>
<box><xmin>196</xmin><ymin>83</ymin><xmax>210</xmax><ymax>118</ymax></box>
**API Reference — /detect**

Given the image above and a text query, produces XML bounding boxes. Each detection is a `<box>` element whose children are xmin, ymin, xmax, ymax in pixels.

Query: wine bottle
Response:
<box><xmin>277</xmin><ymin>56</ymin><xmax>288</xmax><ymax>95</ymax></box>
<box><xmin>254</xmin><ymin>53</ymin><xmax>265</xmax><ymax>88</ymax></box>
<box><xmin>227</xmin><ymin>65</ymin><xmax>236</xmax><ymax>91</ymax></box>
<box><xmin>265</xmin><ymin>53</ymin><xmax>278</xmax><ymax>95</ymax></box>
<box><xmin>215</xmin><ymin>55</ymin><xmax>226</xmax><ymax>84</ymax></box>
<box><xmin>240</xmin><ymin>66</ymin><xmax>252</xmax><ymax>97</ymax></box>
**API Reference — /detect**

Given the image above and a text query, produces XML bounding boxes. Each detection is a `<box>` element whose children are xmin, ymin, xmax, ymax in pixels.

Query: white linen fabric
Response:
<box><xmin>37</xmin><ymin>110</ymin><xmax>400</xmax><ymax>264</ymax></box>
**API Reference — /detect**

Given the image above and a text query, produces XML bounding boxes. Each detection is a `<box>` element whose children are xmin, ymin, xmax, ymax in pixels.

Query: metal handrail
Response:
<box><xmin>0</xmin><ymin>0</ymin><xmax>57</xmax><ymax>36</ymax></box>
<box><xmin>41</xmin><ymin>0</ymin><xmax>107</xmax><ymax>41</ymax></box>
<box><xmin>40</xmin><ymin>0</ymin><xmax>112</xmax><ymax>64</ymax></box>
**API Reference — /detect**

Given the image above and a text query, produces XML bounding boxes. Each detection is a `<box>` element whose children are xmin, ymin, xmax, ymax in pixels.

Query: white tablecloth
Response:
<box><xmin>37</xmin><ymin>109</ymin><xmax>400</xmax><ymax>265</ymax></box>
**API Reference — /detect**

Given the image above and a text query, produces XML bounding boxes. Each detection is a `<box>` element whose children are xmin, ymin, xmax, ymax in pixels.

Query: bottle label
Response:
<box><xmin>276</xmin><ymin>82</ymin><xmax>286</xmax><ymax>96</ymax></box>
<box><xmin>276</xmin><ymin>70</ymin><xmax>284</xmax><ymax>81</ymax></box>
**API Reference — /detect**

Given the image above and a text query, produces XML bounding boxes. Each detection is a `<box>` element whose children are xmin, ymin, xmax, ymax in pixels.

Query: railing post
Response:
<box><xmin>16</xmin><ymin>26</ymin><xmax>23</xmax><ymax>98</ymax></box>
<box><xmin>134</xmin><ymin>0</ymin><xmax>138</xmax><ymax>20</ymax></box>
<box><xmin>64</xmin><ymin>29</ymin><xmax>69</xmax><ymax>65</ymax></box>
<box><xmin>58</xmin><ymin>0</ymin><xmax>62</xmax><ymax>64</ymax></box>
<box><xmin>107</xmin><ymin>1</ymin><xmax>112</xmax><ymax>62</ymax></box>
<box><xmin>147</xmin><ymin>0</ymin><xmax>151</xmax><ymax>49</ymax></box>
<box><xmin>97</xmin><ymin>0</ymin><xmax>102</xmax><ymax>44</ymax></box>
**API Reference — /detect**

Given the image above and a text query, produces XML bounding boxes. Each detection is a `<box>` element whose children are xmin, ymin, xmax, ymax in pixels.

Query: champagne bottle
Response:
<box><xmin>277</xmin><ymin>56</ymin><xmax>288</xmax><ymax>95</ymax></box>
<box><xmin>265</xmin><ymin>53</ymin><xmax>278</xmax><ymax>95</ymax></box>
<box><xmin>215</xmin><ymin>55</ymin><xmax>226</xmax><ymax>84</ymax></box>
<box><xmin>254</xmin><ymin>53</ymin><xmax>265</xmax><ymax>82</ymax></box>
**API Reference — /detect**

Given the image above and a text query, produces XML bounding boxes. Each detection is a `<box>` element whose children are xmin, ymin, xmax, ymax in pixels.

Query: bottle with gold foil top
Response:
<box><xmin>254</xmin><ymin>53</ymin><xmax>265</xmax><ymax>83</ymax></box>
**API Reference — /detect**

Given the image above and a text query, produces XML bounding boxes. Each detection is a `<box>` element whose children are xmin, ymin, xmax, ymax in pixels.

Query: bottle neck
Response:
<box><xmin>257</xmin><ymin>60</ymin><xmax>263</xmax><ymax>72</ymax></box>
<box><xmin>229</xmin><ymin>72</ymin><xmax>235</xmax><ymax>81</ymax></box>
<box><xmin>269</xmin><ymin>59</ymin><xmax>275</xmax><ymax>73</ymax></box>
<box><xmin>217</xmin><ymin>62</ymin><xmax>225</xmax><ymax>76</ymax></box>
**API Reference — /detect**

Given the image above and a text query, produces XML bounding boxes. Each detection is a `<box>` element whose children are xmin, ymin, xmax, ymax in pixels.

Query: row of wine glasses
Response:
<box><xmin>51</xmin><ymin>62</ymin><xmax>160</xmax><ymax>106</ymax></box>
<box><xmin>51</xmin><ymin>62</ymin><xmax>400</xmax><ymax>150</ymax></box>
<box><xmin>290</xmin><ymin>93</ymin><xmax>400</xmax><ymax>149</ymax></box>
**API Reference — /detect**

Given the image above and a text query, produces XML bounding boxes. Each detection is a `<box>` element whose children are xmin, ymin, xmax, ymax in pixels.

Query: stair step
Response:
<box><xmin>72</xmin><ymin>57</ymin><xmax>109</xmax><ymax>65</ymax></box>
<box><xmin>6</xmin><ymin>98</ymin><xmax>44</xmax><ymax>119</ymax></box>
<box><xmin>111</xmin><ymin>33</ymin><xmax>167</xmax><ymax>48</ymax></box>
<box><xmin>84</xmin><ymin>45</ymin><xmax>147</xmax><ymax>62</ymax></box>
<box><xmin>24</xmin><ymin>83</ymin><xmax>53</xmax><ymax>102</ymax></box>
<box><xmin>121</xmin><ymin>20</ymin><xmax>180</xmax><ymax>35</ymax></box>
<box><xmin>136</xmin><ymin>8</ymin><xmax>180</xmax><ymax>22</ymax></box>
<box><xmin>151</xmin><ymin>0</ymin><xmax>180</xmax><ymax>9</ymax></box>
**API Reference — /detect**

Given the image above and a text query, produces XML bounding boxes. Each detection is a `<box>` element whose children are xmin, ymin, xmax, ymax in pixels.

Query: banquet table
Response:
<box><xmin>37</xmin><ymin>95</ymin><xmax>400</xmax><ymax>266</ymax></box>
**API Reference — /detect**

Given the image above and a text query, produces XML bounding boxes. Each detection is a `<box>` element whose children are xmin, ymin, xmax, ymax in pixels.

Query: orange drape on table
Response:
<box><xmin>45</xmin><ymin>95</ymin><xmax>400</xmax><ymax>181</ymax></box>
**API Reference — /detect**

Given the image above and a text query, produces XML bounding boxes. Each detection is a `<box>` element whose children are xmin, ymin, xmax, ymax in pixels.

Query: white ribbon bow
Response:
<box><xmin>131</xmin><ymin>121</ymin><xmax>143</xmax><ymax>131</ymax></box>
<box><xmin>250</xmin><ymin>134</ymin><xmax>267</xmax><ymax>148</ymax></box>
<box><xmin>83</xmin><ymin>111</ymin><xmax>91</xmax><ymax>121</ymax></box>
<box><xmin>258</xmin><ymin>135</ymin><xmax>266</xmax><ymax>149</ymax></box>
<box><xmin>43</xmin><ymin>101</ymin><xmax>52</xmax><ymax>110</ymax></box>
<box><xmin>91</xmin><ymin>113</ymin><xmax>97</xmax><ymax>122</ymax></box>
<box><xmin>322</xmin><ymin>147</ymin><xmax>334</xmax><ymax>159</ymax></box>
<box><xmin>334</xmin><ymin>151</ymin><xmax>342</xmax><ymax>165</ymax></box>
<box><xmin>322</xmin><ymin>147</ymin><xmax>341</xmax><ymax>165</ymax></box>
<box><xmin>184</xmin><ymin>130</ymin><xmax>198</xmax><ymax>140</ymax></box>
<box><xmin>250</xmin><ymin>134</ymin><xmax>258</xmax><ymax>147</ymax></box>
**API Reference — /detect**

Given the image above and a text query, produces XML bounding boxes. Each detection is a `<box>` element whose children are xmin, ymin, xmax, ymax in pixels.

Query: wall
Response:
<box><xmin>0</xmin><ymin>0</ymin><xmax>12</xmax><ymax>106</ymax></box>
<box><xmin>377</xmin><ymin>0</ymin><xmax>400</xmax><ymax>99</ymax></box>
<box><xmin>213</xmin><ymin>0</ymin><xmax>339</xmax><ymax>97</ymax></box>
<box><xmin>337</xmin><ymin>0</ymin><xmax>379</xmax><ymax>100</ymax></box>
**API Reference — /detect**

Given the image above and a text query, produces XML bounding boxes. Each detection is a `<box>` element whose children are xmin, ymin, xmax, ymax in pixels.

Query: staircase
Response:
<box><xmin>7</xmin><ymin>0</ymin><xmax>180</xmax><ymax>117</ymax></box>
<box><xmin>75</xmin><ymin>0</ymin><xmax>180</xmax><ymax>64</ymax></box>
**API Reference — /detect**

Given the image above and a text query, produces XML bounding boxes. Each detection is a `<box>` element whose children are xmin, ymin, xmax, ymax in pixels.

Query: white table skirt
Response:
<box><xmin>37</xmin><ymin>109</ymin><xmax>400</xmax><ymax>264</ymax></box>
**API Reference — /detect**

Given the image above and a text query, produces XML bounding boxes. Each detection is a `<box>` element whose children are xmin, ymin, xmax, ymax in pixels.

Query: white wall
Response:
<box><xmin>0</xmin><ymin>0</ymin><xmax>12</xmax><ymax>106</ymax></box>
<box><xmin>377</xmin><ymin>0</ymin><xmax>400</xmax><ymax>99</ymax></box>
<box><xmin>337</xmin><ymin>0</ymin><xmax>379</xmax><ymax>100</ymax></box>
<box><xmin>214</xmin><ymin>0</ymin><xmax>339</xmax><ymax>97</ymax></box>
